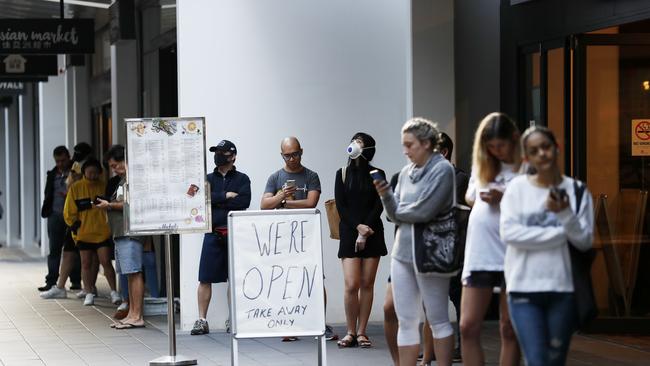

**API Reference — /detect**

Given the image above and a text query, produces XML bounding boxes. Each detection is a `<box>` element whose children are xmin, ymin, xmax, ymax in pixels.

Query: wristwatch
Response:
<box><xmin>281</xmin><ymin>199</ymin><xmax>287</xmax><ymax>208</ymax></box>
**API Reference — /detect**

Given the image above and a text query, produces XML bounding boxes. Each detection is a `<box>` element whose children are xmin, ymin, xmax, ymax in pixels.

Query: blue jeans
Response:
<box><xmin>119</xmin><ymin>251</ymin><xmax>160</xmax><ymax>299</ymax></box>
<box><xmin>508</xmin><ymin>292</ymin><xmax>576</xmax><ymax>366</ymax></box>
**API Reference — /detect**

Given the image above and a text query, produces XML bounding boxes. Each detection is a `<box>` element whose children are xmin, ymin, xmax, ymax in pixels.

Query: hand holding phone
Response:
<box><xmin>547</xmin><ymin>186</ymin><xmax>569</xmax><ymax>212</ymax></box>
<box><xmin>369</xmin><ymin>169</ymin><xmax>383</xmax><ymax>181</ymax></box>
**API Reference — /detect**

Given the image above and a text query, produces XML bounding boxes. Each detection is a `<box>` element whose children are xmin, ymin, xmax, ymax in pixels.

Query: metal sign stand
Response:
<box><xmin>149</xmin><ymin>234</ymin><xmax>197</xmax><ymax>366</ymax></box>
<box><xmin>229</xmin><ymin>330</ymin><xmax>327</xmax><ymax>365</ymax></box>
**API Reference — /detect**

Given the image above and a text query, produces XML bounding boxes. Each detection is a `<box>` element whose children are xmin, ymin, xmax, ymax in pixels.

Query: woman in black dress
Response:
<box><xmin>335</xmin><ymin>132</ymin><xmax>387</xmax><ymax>348</ymax></box>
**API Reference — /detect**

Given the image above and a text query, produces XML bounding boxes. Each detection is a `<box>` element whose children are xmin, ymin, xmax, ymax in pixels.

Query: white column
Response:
<box><xmin>73</xmin><ymin>66</ymin><xmax>91</xmax><ymax>145</ymax></box>
<box><xmin>19</xmin><ymin>85</ymin><xmax>38</xmax><ymax>249</ymax></box>
<box><xmin>176</xmin><ymin>0</ymin><xmax>412</xmax><ymax>330</ymax></box>
<box><xmin>39</xmin><ymin>74</ymin><xmax>67</xmax><ymax>256</ymax></box>
<box><xmin>4</xmin><ymin>100</ymin><xmax>21</xmax><ymax>246</ymax></box>
<box><xmin>0</xmin><ymin>107</ymin><xmax>6</xmax><ymax>245</ymax></box>
<box><xmin>111</xmin><ymin>40</ymin><xmax>139</xmax><ymax>145</ymax></box>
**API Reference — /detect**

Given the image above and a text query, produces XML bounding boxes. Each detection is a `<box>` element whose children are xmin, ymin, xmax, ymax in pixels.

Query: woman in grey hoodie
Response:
<box><xmin>375</xmin><ymin>117</ymin><xmax>455</xmax><ymax>366</ymax></box>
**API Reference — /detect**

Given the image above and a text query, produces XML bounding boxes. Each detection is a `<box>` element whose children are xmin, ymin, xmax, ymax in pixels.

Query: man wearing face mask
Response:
<box><xmin>191</xmin><ymin>140</ymin><xmax>251</xmax><ymax>336</ymax></box>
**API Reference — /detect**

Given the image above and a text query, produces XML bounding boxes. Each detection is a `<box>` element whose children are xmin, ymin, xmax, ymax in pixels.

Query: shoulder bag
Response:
<box><xmin>324</xmin><ymin>166</ymin><xmax>346</xmax><ymax>240</ymax></box>
<box><xmin>412</xmin><ymin>162</ymin><xmax>461</xmax><ymax>275</ymax></box>
<box><xmin>570</xmin><ymin>179</ymin><xmax>598</xmax><ymax>330</ymax></box>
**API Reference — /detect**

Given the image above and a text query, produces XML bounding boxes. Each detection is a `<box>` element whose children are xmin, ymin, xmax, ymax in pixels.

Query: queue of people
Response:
<box><xmin>34</xmin><ymin>113</ymin><xmax>593</xmax><ymax>365</ymax></box>
<box><xmin>37</xmin><ymin>142</ymin><xmax>159</xmax><ymax>329</ymax></box>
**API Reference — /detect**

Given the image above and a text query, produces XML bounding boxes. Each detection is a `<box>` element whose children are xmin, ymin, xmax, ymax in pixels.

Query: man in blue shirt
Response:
<box><xmin>192</xmin><ymin>140</ymin><xmax>251</xmax><ymax>335</ymax></box>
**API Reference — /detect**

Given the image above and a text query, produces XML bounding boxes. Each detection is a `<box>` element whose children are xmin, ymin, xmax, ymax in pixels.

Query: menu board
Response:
<box><xmin>124</xmin><ymin>117</ymin><xmax>211</xmax><ymax>235</ymax></box>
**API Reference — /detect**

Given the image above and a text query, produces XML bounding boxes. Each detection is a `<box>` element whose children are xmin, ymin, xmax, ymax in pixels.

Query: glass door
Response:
<box><xmin>519</xmin><ymin>39</ymin><xmax>569</xmax><ymax>173</ymax></box>
<box><xmin>573</xmin><ymin>34</ymin><xmax>650</xmax><ymax>324</ymax></box>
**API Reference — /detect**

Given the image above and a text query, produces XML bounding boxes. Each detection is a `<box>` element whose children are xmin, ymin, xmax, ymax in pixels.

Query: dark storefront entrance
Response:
<box><xmin>503</xmin><ymin>1</ymin><xmax>650</xmax><ymax>332</ymax></box>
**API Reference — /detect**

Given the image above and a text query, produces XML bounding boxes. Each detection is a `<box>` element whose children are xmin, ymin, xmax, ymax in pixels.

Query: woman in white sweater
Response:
<box><xmin>500</xmin><ymin>126</ymin><xmax>593</xmax><ymax>366</ymax></box>
<box><xmin>460</xmin><ymin>112</ymin><xmax>521</xmax><ymax>366</ymax></box>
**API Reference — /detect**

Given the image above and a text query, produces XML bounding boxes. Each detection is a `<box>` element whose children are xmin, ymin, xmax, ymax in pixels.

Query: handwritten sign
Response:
<box><xmin>228</xmin><ymin>209</ymin><xmax>325</xmax><ymax>339</ymax></box>
<box><xmin>632</xmin><ymin>119</ymin><xmax>650</xmax><ymax>156</ymax></box>
<box><xmin>124</xmin><ymin>117</ymin><xmax>211</xmax><ymax>235</ymax></box>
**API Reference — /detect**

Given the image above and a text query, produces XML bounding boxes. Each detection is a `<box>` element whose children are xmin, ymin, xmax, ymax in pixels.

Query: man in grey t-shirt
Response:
<box><xmin>260</xmin><ymin>136</ymin><xmax>321</xmax><ymax>209</ymax></box>
<box><xmin>260</xmin><ymin>137</ymin><xmax>338</xmax><ymax>342</ymax></box>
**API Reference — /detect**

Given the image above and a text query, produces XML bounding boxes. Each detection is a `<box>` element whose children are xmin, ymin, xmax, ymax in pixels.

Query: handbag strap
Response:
<box><xmin>342</xmin><ymin>166</ymin><xmax>347</xmax><ymax>183</ymax></box>
<box><xmin>449</xmin><ymin>162</ymin><xmax>457</xmax><ymax>208</ymax></box>
<box><xmin>573</xmin><ymin>179</ymin><xmax>586</xmax><ymax>215</ymax></box>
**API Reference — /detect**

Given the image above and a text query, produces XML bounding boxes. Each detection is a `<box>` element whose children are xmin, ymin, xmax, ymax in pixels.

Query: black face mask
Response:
<box><xmin>215</xmin><ymin>153</ymin><xmax>231</xmax><ymax>167</ymax></box>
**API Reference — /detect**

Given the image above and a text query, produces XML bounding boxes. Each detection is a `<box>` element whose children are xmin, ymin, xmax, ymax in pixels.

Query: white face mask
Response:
<box><xmin>347</xmin><ymin>141</ymin><xmax>374</xmax><ymax>160</ymax></box>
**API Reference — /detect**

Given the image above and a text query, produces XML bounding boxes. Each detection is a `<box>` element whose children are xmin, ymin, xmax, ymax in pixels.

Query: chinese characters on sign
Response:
<box><xmin>0</xmin><ymin>19</ymin><xmax>94</xmax><ymax>54</ymax></box>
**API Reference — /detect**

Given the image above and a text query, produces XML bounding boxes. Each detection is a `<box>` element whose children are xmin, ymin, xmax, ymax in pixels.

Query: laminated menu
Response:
<box><xmin>124</xmin><ymin>118</ymin><xmax>211</xmax><ymax>234</ymax></box>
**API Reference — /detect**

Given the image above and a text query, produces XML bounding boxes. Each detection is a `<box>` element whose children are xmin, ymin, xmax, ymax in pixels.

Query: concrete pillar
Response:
<box><xmin>65</xmin><ymin>65</ymin><xmax>92</xmax><ymax>147</ymax></box>
<box><xmin>0</xmin><ymin>106</ymin><xmax>6</xmax><ymax>245</ymax></box>
<box><xmin>176</xmin><ymin>0</ymin><xmax>412</xmax><ymax>330</ymax></box>
<box><xmin>4</xmin><ymin>99</ymin><xmax>21</xmax><ymax>246</ymax></box>
<box><xmin>111</xmin><ymin>40</ymin><xmax>139</xmax><ymax>144</ymax></box>
<box><xmin>39</xmin><ymin>73</ymin><xmax>67</xmax><ymax>256</ymax></box>
<box><xmin>142</xmin><ymin>5</ymin><xmax>161</xmax><ymax>117</ymax></box>
<box><xmin>73</xmin><ymin>66</ymin><xmax>91</xmax><ymax>145</ymax></box>
<box><xmin>19</xmin><ymin>84</ymin><xmax>38</xmax><ymax>249</ymax></box>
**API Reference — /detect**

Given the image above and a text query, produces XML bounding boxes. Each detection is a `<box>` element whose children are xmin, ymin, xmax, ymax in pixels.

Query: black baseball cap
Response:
<box><xmin>209</xmin><ymin>140</ymin><xmax>237</xmax><ymax>154</ymax></box>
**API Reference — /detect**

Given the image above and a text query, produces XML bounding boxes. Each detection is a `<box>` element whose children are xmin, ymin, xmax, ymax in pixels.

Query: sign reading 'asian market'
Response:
<box><xmin>632</xmin><ymin>119</ymin><xmax>650</xmax><ymax>156</ymax></box>
<box><xmin>0</xmin><ymin>19</ymin><xmax>94</xmax><ymax>54</ymax></box>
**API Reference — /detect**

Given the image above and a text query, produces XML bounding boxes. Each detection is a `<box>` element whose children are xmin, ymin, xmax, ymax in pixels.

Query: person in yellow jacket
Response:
<box><xmin>64</xmin><ymin>158</ymin><xmax>121</xmax><ymax>306</ymax></box>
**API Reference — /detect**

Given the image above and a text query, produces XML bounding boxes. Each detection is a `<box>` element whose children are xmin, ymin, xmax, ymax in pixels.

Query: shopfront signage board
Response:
<box><xmin>124</xmin><ymin>117</ymin><xmax>211</xmax><ymax>235</ymax></box>
<box><xmin>0</xmin><ymin>19</ymin><xmax>94</xmax><ymax>54</ymax></box>
<box><xmin>0</xmin><ymin>81</ymin><xmax>25</xmax><ymax>95</ymax></box>
<box><xmin>1</xmin><ymin>55</ymin><xmax>58</xmax><ymax>77</ymax></box>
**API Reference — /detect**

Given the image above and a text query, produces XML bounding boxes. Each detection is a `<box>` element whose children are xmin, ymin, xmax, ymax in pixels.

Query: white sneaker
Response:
<box><xmin>110</xmin><ymin>291</ymin><xmax>122</xmax><ymax>305</ymax></box>
<box><xmin>83</xmin><ymin>293</ymin><xmax>95</xmax><ymax>306</ymax></box>
<box><xmin>40</xmin><ymin>286</ymin><xmax>67</xmax><ymax>299</ymax></box>
<box><xmin>117</xmin><ymin>302</ymin><xmax>129</xmax><ymax>311</ymax></box>
<box><xmin>75</xmin><ymin>290</ymin><xmax>87</xmax><ymax>299</ymax></box>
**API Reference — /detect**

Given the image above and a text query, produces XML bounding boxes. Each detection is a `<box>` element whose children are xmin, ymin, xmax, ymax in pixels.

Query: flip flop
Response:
<box><xmin>110</xmin><ymin>321</ymin><xmax>124</xmax><ymax>328</ymax></box>
<box><xmin>115</xmin><ymin>322</ymin><xmax>145</xmax><ymax>329</ymax></box>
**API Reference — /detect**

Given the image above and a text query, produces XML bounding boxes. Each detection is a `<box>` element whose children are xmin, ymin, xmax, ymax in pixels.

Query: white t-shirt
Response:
<box><xmin>462</xmin><ymin>162</ymin><xmax>518</xmax><ymax>280</ymax></box>
<box><xmin>500</xmin><ymin>175</ymin><xmax>594</xmax><ymax>293</ymax></box>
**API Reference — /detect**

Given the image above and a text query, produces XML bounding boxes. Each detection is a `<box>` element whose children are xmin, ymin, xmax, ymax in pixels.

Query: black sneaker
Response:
<box><xmin>324</xmin><ymin>325</ymin><xmax>339</xmax><ymax>341</ymax></box>
<box><xmin>190</xmin><ymin>319</ymin><xmax>209</xmax><ymax>335</ymax></box>
<box><xmin>37</xmin><ymin>284</ymin><xmax>53</xmax><ymax>292</ymax></box>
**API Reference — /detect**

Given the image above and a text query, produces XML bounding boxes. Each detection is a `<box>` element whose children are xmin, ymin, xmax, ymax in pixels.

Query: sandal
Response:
<box><xmin>357</xmin><ymin>334</ymin><xmax>372</xmax><ymax>348</ymax></box>
<box><xmin>337</xmin><ymin>334</ymin><xmax>357</xmax><ymax>348</ymax></box>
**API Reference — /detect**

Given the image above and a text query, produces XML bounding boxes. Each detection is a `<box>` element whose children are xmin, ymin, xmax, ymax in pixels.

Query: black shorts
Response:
<box><xmin>462</xmin><ymin>271</ymin><xmax>505</xmax><ymax>288</ymax></box>
<box><xmin>198</xmin><ymin>232</ymin><xmax>228</xmax><ymax>283</ymax></box>
<box><xmin>62</xmin><ymin>230</ymin><xmax>79</xmax><ymax>252</ymax></box>
<box><xmin>77</xmin><ymin>240</ymin><xmax>112</xmax><ymax>251</ymax></box>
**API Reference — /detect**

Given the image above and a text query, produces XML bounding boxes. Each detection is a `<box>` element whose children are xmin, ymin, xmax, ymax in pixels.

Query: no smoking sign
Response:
<box><xmin>632</xmin><ymin>119</ymin><xmax>650</xmax><ymax>156</ymax></box>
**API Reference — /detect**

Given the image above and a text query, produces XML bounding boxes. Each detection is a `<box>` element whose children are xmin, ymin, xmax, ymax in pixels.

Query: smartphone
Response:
<box><xmin>285</xmin><ymin>179</ymin><xmax>296</xmax><ymax>188</ymax></box>
<box><xmin>478</xmin><ymin>188</ymin><xmax>490</xmax><ymax>195</ymax></box>
<box><xmin>369</xmin><ymin>169</ymin><xmax>383</xmax><ymax>181</ymax></box>
<box><xmin>550</xmin><ymin>186</ymin><xmax>567</xmax><ymax>201</ymax></box>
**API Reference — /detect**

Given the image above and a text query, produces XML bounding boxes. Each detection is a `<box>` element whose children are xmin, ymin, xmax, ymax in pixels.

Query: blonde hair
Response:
<box><xmin>471</xmin><ymin>112</ymin><xmax>521</xmax><ymax>186</ymax></box>
<box><xmin>401</xmin><ymin>117</ymin><xmax>441</xmax><ymax>151</ymax></box>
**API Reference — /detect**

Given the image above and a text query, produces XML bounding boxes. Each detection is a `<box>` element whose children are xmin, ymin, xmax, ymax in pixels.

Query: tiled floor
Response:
<box><xmin>1</xmin><ymin>246</ymin><xmax>649</xmax><ymax>365</ymax></box>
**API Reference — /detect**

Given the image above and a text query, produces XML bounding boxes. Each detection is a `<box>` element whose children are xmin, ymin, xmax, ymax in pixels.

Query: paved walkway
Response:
<box><xmin>1</xmin><ymin>246</ymin><xmax>649</xmax><ymax>365</ymax></box>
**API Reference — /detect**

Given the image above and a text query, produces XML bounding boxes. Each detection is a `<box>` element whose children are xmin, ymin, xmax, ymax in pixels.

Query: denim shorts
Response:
<box><xmin>114</xmin><ymin>237</ymin><xmax>144</xmax><ymax>275</ymax></box>
<box><xmin>462</xmin><ymin>271</ymin><xmax>505</xmax><ymax>288</ymax></box>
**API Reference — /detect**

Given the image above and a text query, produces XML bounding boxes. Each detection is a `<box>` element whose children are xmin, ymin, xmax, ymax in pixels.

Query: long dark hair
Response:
<box><xmin>345</xmin><ymin>132</ymin><xmax>376</xmax><ymax>192</ymax></box>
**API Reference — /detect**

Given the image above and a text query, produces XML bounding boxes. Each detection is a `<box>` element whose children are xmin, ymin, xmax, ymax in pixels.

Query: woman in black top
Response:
<box><xmin>335</xmin><ymin>132</ymin><xmax>387</xmax><ymax>348</ymax></box>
